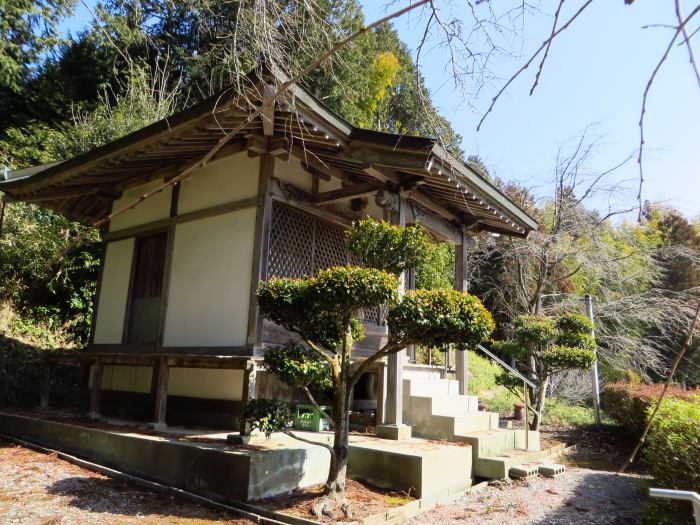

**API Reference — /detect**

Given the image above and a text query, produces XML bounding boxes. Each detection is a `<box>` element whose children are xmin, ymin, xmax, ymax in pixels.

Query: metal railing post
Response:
<box><xmin>649</xmin><ymin>488</ymin><xmax>700</xmax><ymax>525</ymax></box>
<box><xmin>523</xmin><ymin>378</ymin><xmax>529</xmax><ymax>450</ymax></box>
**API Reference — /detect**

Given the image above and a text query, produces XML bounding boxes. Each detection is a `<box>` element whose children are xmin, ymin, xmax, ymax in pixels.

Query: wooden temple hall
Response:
<box><xmin>0</xmin><ymin>71</ymin><xmax>537</xmax><ymax>434</ymax></box>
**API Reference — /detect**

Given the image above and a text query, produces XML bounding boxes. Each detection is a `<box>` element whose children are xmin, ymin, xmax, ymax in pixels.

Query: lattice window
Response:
<box><xmin>267</xmin><ymin>202</ymin><xmax>381</xmax><ymax>324</ymax></box>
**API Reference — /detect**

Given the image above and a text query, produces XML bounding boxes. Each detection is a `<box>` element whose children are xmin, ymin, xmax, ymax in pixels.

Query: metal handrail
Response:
<box><xmin>478</xmin><ymin>344</ymin><xmax>536</xmax><ymax>389</ymax></box>
<box><xmin>477</xmin><ymin>344</ymin><xmax>540</xmax><ymax>450</ymax></box>
<box><xmin>649</xmin><ymin>488</ymin><xmax>700</xmax><ymax>525</ymax></box>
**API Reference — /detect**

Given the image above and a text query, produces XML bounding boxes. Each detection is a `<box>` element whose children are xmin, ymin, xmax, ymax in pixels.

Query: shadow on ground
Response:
<box><xmin>46</xmin><ymin>475</ymin><xmax>235</xmax><ymax>521</ymax></box>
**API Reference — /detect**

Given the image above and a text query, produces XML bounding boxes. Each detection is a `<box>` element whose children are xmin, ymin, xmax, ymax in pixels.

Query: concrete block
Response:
<box><xmin>538</xmin><ymin>463</ymin><xmax>566</xmax><ymax>478</ymax></box>
<box><xmin>509</xmin><ymin>463</ymin><xmax>540</xmax><ymax>479</ymax></box>
<box><xmin>376</xmin><ymin>424</ymin><xmax>412</xmax><ymax>440</ymax></box>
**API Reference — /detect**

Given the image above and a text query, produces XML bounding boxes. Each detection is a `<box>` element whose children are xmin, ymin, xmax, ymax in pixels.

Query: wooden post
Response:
<box><xmin>455</xmin><ymin>230</ymin><xmax>474</xmax><ymax>396</ymax></box>
<box><xmin>239</xmin><ymin>360</ymin><xmax>256</xmax><ymax>434</ymax></box>
<box><xmin>152</xmin><ymin>356</ymin><xmax>169</xmax><ymax>427</ymax></box>
<box><xmin>88</xmin><ymin>358</ymin><xmax>104</xmax><ymax>419</ymax></box>
<box><xmin>247</xmin><ymin>151</ymin><xmax>274</xmax><ymax>353</ymax></box>
<box><xmin>39</xmin><ymin>363</ymin><xmax>50</xmax><ymax>409</ymax></box>
<box><xmin>377</xmin><ymin>195</ymin><xmax>411</xmax><ymax>440</ymax></box>
<box><xmin>375</xmin><ymin>361</ymin><xmax>387</xmax><ymax>425</ymax></box>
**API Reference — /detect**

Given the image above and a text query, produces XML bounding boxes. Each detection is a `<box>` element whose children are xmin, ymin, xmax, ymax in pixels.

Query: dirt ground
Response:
<box><xmin>409</xmin><ymin>424</ymin><xmax>651</xmax><ymax>525</ymax></box>
<box><xmin>0</xmin><ymin>439</ymin><xmax>254</xmax><ymax>525</ymax></box>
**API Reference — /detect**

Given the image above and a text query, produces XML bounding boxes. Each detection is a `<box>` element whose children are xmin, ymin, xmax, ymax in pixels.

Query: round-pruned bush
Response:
<box><xmin>388</xmin><ymin>289</ymin><xmax>494</xmax><ymax>349</ymax></box>
<box><xmin>557</xmin><ymin>331</ymin><xmax>596</xmax><ymax>351</ymax></box>
<box><xmin>256</xmin><ymin>267</ymin><xmax>396</xmax><ymax>349</ymax></box>
<box><xmin>243</xmin><ymin>398</ymin><xmax>293</xmax><ymax>437</ymax></box>
<box><xmin>513</xmin><ymin>315</ymin><xmax>558</xmax><ymax>346</ymax></box>
<box><xmin>540</xmin><ymin>345</ymin><xmax>596</xmax><ymax>372</ymax></box>
<box><xmin>556</xmin><ymin>313</ymin><xmax>594</xmax><ymax>335</ymax></box>
<box><xmin>345</xmin><ymin>219</ymin><xmax>428</xmax><ymax>275</ymax></box>
<box><xmin>263</xmin><ymin>344</ymin><xmax>333</xmax><ymax>392</ymax></box>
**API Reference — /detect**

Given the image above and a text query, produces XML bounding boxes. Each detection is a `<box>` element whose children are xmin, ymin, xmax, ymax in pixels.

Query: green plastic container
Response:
<box><xmin>293</xmin><ymin>404</ymin><xmax>333</xmax><ymax>432</ymax></box>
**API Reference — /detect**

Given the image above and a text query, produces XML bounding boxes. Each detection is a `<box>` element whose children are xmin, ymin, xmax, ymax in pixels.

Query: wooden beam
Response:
<box><xmin>103</xmin><ymin>196</ymin><xmax>259</xmax><ymax>242</ymax></box>
<box><xmin>292</xmin><ymin>146</ymin><xmax>351</xmax><ymax>183</ymax></box>
<box><xmin>261</xmin><ymin>84</ymin><xmax>276</xmax><ymax>136</ymax></box>
<box><xmin>361</xmin><ymin>163</ymin><xmax>399</xmax><ymax>185</ymax></box>
<box><xmin>347</xmin><ymin>146</ymin><xmax>430</xmax><ymax>173</ymax></box>
<box><xmin>247</xmin><ymin>153</ymin><xmax>274</xmax><ymax>348</ymax></box>
<box><xmin>407</xmin><ymin>189</ymin><xmax>459</xmax><ymax>223</ymax></box>
<box><xmin>314</xmin><ymin>181</ymin><xmax>384</xmax><ymax>205</ymax></box>
<box><xmin>8</xmin><ymin>187</ymin><xmax>104</xmax><ymax>203</ymax></box>
<box><xmin>246</xmin><ymin>135</ymin><xmax>268</xmax><ymax>156</ymax></box>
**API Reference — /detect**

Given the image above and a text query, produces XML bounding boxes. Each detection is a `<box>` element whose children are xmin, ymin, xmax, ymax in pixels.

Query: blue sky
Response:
<box><xmin>60</xmin><ymin>1</ymin><xmax>698</xmax><ymax>219</ymax></box>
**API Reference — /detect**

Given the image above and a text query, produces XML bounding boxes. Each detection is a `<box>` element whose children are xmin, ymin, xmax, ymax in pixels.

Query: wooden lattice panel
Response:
<box><xmin>267</xmin><ymin>202</ymin><xmax>381</xmax><ymax>325</ymax></box>
<box><xmin>268</xmin><ymin>202</ymin><xmax>315</xmax><ymax>278</ymax></box>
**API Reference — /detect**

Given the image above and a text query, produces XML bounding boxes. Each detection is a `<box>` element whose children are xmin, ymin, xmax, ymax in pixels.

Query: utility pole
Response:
<box><xmin>585</xmin><ymin>294</ymin><xmax>601</xmax><ymax>425</ymax></box>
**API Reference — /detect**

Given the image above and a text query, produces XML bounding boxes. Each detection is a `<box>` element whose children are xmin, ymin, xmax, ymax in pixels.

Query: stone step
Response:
<box><xmin>404</xmin><ymin>378</ymin><xmax>460</xmax><ymax>397</ymax></box>
<box><xmin>474</xmin><ymin>447</ymin><xmax>552</xmax><ymax>479</ymax></box>
<box><xmin>456</xmin><ymin>429</ymin><xmax>516</xmax><ymax>462</ymax></box>
<box><xmin>404</xmin><ymin>393</ymin><xmax>478</xmax><ymax>417</ymax></box>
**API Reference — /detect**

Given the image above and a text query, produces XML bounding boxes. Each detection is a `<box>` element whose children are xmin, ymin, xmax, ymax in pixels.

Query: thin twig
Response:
<box><xmin>530</xmin><ymin>0</ymin><xmax>565</xmax><ymax>96</ymax></box>
<box><xmin>477</xmin><ymin>0</ymin><xmax>594</xmax><ymax>131</ymax></box>
<box><xmin>636</xmin><ymin>4</ymin><xmax>700</xmax><ymax>221</ymax></box>
<box><xmin>675</xmin><ymin>0</ymin><xmax>700</xmax><ymax>90</ymax></box>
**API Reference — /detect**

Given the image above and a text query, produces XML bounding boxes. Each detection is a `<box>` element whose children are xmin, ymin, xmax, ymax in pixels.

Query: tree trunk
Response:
<box><xmin>531</xmin><ymin>375</ymin><xmax>548</xmax><ymax>430</ymax></box>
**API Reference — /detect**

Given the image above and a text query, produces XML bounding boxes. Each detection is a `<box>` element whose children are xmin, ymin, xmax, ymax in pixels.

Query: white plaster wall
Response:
<box><xmin>168</xmin><ymin>368</ymin><xmax>244</xmax><ymax>400</ymax></box>
<box><xmin>178</xmin><ymin>152</ymin><xmax>259</xmax><ymax>214</ymax></box>
<box><xmin>93</xmin><ymin>239</ymin><xmax>134</xmax><ymax>344</ymax></box>
<box><xmin>163</xmin><ymin>208</ymin><xmax>256</xmax><ymax>346</ymax></box>
<box><xmin>275</xmin><ymin>156</ymin><xmax>313</xmax><ymax>191</ymax></box>
<box><xmin>90</xmin><ymin>365</ymin><xmax>153</xmax><ymax>393</ymax></box>
<box><xmin>109</xmin><ymin>179</ymin><xmax>172</xmax><ymax>232</ymax></box>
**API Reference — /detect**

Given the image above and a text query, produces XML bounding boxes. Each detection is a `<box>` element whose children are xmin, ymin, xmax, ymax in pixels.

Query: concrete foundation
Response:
<box><xmin>0</xmin><ymin>411</ymin><xmax>471</xmax><ymax>502</ymax></box>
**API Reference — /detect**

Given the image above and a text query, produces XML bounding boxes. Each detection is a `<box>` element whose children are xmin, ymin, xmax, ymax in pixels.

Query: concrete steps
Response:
<box><xmin>402</xmin><ymin>377</ymin><xmax>554</xmax><ymax>480</ymax></box>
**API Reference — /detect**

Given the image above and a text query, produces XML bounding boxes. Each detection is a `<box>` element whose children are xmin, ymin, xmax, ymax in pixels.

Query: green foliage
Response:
<box><xmin>346</xmin><ymin>219</ymin><xmax>429</xmax><ymax>276</ymax></box>
<box><xmin>602</xmin><ymin>382</ymin><xmax>700</xmax><ymax>435</ymax></box>
<box><xmin>542</xmin><ymin>398</ymin><xmax>604</xmax><ymax>427</ymax></box>
<box><xmin>0</xmin><ymin>203</ymin><xmax>100</xmax><ymax>343</ymax></box>
<box><xmin>243</xmin><ymin>398</ymin><xmax>293</xmax><ymax>437</ymax></box>
<box><xmin>504</xmin><ymin>314</ymin><xmax>596</xmax><ymax>374</ymax></box>
<box><xmin>540</xmin><ymin>346</ymin><xmax>596</xmax><ymax>371</ymax></box>
<box><xmin>415</xmin><ymin>242</ymin><xmax>455</xmax><ymax>290</ymax></box>
<box><xmin>263</xmin><ymin>344</ymin><xmax>333</xmax><ymax>393</ymax></box>
<box><xmin>644</xmin><ymin>396</ymin><xmax>700</xmax><ymax>491</ymax></box>
<box><xmin>513</xmin><ymin>315</ymin><xmax>558</xmax><ymax>347</ymax></box>
<box><xmin>0</xmin><ymin>0</ymin><xmax>74</xmax><ymax>91</ymax></box>
<box><xmin>388</xmin><ymin>289</ymin><xmax>494</xmax><ymax>350</ymax></box>
<box><xmin>257</xmin><ymin>266</ymin><xmax>396</xmax><ymax>350</ymax></box>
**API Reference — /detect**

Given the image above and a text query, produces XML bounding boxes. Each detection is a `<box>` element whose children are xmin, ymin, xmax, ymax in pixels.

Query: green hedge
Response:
<box><xmin>602</xmin><ymin>383</ymin><xmax>700</xmax><ymax>524</ymax></box>
<box><xmin>644</xmin><ymin>396</ymin><xmax>700</xmax><ymax>491</ymax></box>
<box><xmin>601</xmin><ymin>382</ymin><xmax>698</xmax><ymax>435</ymax></box>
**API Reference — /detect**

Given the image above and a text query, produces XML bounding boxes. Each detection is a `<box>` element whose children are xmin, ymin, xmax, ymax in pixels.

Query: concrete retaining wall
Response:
<box><xmin>0</xmin><ymin>413</ymin><xmax>326</xmax><ymax>501</ymax></box>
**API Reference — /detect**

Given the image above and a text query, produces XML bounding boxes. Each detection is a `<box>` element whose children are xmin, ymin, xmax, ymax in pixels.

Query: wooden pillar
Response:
<box><xmin>247</xmin><ymin>152</ymin><xmax>274</xmax><ymax>353</ymax></box>
<box><xmin>39</xmin><ymin>363</ymin><xmax>50</xmax><ymax>409</ymax></box>
<box><xmin>377</xmin><ymin>195</ymin><xmax>411</xmax><ymax>440</ymax></box>
<box><xmin>152</xmin><ymin>356</ymin><xmax>169</xmax><ymax>427</ymax></box>
<box><xmin>375</xmin><ymin>361</ymin><xmax>387</xmax><ymax>425</ymax></box>
<box><xmin>239</xmin><ymin>360</ymin><xmax>257</xmax><ymax>434</ymax></box>
<box><xmin>455</xmin><ymin>230</ymin><xmax>475</xmax><ymax>396</ymax></box>
<box><xmin>88</xmin><ymin>358</ymin><xmax>103</xmax><ymax>419</ymax></box>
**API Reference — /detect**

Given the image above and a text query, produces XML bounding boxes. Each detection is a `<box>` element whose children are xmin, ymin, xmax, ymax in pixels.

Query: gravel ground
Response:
<box><xmin>409</xmin><ymin>467</ymin><xmax>646</xmax><ymax>525</ymax></box>
<box><xmin>0</xmin><ymin>439</ymin><xmax>254</xmax><ymax>525</ymax></box>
